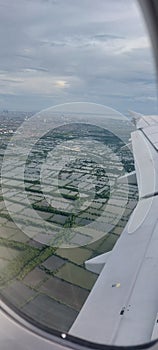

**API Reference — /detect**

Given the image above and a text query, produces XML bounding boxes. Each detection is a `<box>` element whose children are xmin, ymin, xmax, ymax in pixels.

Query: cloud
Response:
<box><xmin>55</xmin><ymin>80</ymin><xmax>69</xmax><ymax>88</ymax></box>
<box><xmin>114</xmin><ymin>36</ymin><xmax>150</xmax><ymax>54</ymax></box>
<box><xmin>134</xmin><ymin>95</ymin><xmax>157</xmax><ymax>102</ymax></box>
<box><xmin>0</xmin><ymin>0</ymin><xmax>157</xmax><ymax>114</ymax></box>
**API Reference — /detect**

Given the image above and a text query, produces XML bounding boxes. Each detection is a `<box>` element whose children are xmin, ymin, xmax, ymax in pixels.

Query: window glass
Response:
<box><xmin>0</xmin><ymin>0</ymin><xmax>157</xmax><ymax>346</ymax></box>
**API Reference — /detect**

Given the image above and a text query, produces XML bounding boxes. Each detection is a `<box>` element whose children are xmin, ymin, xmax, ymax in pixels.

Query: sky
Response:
<box><xmin>0</xmin><ymin>0</ymin><xmax>157</xmax><ymax>114</ymax></box>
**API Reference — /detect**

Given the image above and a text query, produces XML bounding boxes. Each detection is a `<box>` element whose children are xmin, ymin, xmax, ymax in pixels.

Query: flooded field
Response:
<box><xmin>0</xmin><ymin>112</ymin><xmax>138</xmax><ymax>334</ymax></box>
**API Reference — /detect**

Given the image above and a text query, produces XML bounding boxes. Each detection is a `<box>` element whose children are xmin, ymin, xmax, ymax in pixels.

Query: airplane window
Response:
<box><xmin>0</xmin><ymin>0</ymin><xmax>157</xmax><ymax>348</ymax></box>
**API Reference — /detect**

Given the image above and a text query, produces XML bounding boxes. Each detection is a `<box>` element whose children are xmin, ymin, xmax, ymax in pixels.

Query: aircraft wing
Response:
<box><xmin>69</xmin><ymin>113</ymin><xmax>158</xmax><ymax>346</ymax></box>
